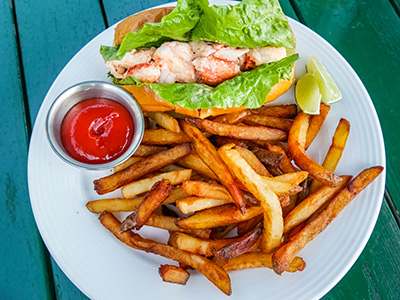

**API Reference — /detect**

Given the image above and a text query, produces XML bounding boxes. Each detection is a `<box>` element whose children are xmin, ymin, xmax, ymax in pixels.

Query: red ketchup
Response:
<box><xmin>61</xmin><ymin>98</ymin><xmax>134</xmax><ymax>164</ymax></box>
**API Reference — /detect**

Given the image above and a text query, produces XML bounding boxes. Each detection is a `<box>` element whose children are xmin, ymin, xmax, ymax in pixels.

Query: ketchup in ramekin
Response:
<box><xmin>61</xmin><ymin>98</ymin><xmax>134</xmax><ymax>164</ymax></box>
<box><xmin>46</xmin><ymin>81</ymin><xmax>144</xmax><ymax>170</ymax></box>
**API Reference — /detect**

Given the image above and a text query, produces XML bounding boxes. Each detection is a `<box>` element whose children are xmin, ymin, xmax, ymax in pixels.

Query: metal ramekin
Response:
<box><xmin>46</xmin><ymin>81</ymin><xmax>144</xmax><ymax>170</ymax></box>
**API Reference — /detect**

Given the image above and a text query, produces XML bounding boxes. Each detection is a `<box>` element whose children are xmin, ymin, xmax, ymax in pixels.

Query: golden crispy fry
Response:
<box><xmin>214</xmin><ymin>252</ymin><xmax>305</xmax><ymax>273</ymax></box>
<box><xmin>210</xmin><ymin>224</ymin><xmax>238</xmax><ymax>239</ymax></box>
<box><xmin>86</xmin><ymin>197</ymin><xmax>143</xmax><ymax>213</ymax></box>
<box><xmin>264</xmin><ymin>143</ymin><xmax>297</xmax><ymax>173</ymax></box>
<box><xmin>211</xmin><ymin>110</ymin><xmax>253</xmax><ymax>124</ymax></box>
<box><xmin>145</xmin><ymin>214</ymin><xmax>211</xmax><ymax>239</ymax></box>
<box><xmin>132</xmin><ymin>145</ymin><xmax>169</xmax><ymax>157</ymax></box>
<box><xmin>211</xmin><ymin>136</ymin><xmax>250</xmax><ymax>149</ymax></box>
<box><xmin>288</xmin><ymin>112</ymin><xmax>341</xmax><ymax>187</ymax></box>
<box><xmin>272</xmin><ymin>166</ymin><xmax>383</xmax><ymax>274</ymax></box>
<box><xmin>243</xmin><ymin>115</ymin><xmax>293</xmax><ymax>131</ymax></box>
<box><xmin>176</xmin><ymin>204</ymin><xmax>263</xmax><ymax>229</ymax></box>
<box><xmin>235</xmin><ymin>146</ymin><xmax>271</xmax><ymax>177</ymax></box>
<box><xmin>113</xmin><ymin>156</ymin><xmax>143</xmax><ymax>172</ymax></box>
<box><xmin>251</xmin><ymin>104</ymin><xmax>297</xmax><ymax>118</ymax></box>
<box><xmin>163</xmin><ymin>186</ymin><xmax>187</xmax><ymax>203</ymax></box>
<box><xmin>121</xmin><ymin>179</ymin><xmax>173</xmax><ymax>231</ymax></box>
<box><xmin>182</xmin><ymin>181</ymin><xmax>232</xmax><ymax>201</ymax></box>
<box><xmin>305</xmin><ymin>103</ymin><xmax>330</xmax><ymax>149</ymax></box>
<box><xmin>188</xmin><ymin>118</ymin><xmax>287</xmax><ymax>141</ymax></box>
<box><xmin>283</xmin><ymin>175</ymin><xmax>352</xmax><ymax>233</ymax></box>
<box><xmin>99</xmin><ymin>212</ymin><xmax>231</xmax><ymax>295</ymax></box>
<box><xmin>168</xmin><ymin>232</ymin><xmax>236</xmax><ymax>257</ymax></box>
<box><xmin>261</xmin><ymin>171</ymin><xmax>308</xmax><ymax>196</ymax></box>
<box><xmin>252</xmin><ymin>147</ymin><xmax>283</xmax><ymax>169</ymax></box>
<box><xmin>158</xmin><ymin>264</ymin><xmax>190</xmax><ymax>285</ymax></box>
<box><xmin>142</xmin><ymin>129</ymin><xmax>190</xmax><ymax>145</ymax></box>
<box><xmin>237</xmin><ymin>215</ymin><xmax>263</xmax><ymax>236</ymax></box>
<box><xmin>180</xmin><ymin>120</ymin><xmax>245</xmax><ymax>213</ymax></box>
<box><xmin>86</xmin><ymin>186</ymin><xmax>186</xmax><ymax>214</ymax></box>
<box><xmin>214</xmin><ymin>222</ymin><xmax>263</xmax><ymax>259</ymax></box>
<box><xmin>176</xmin><ymin>153</ymin><xmax>218</xmax><ymax>180</ymax></box>
<box><xmin>121</xmin><ymin>169</ymin><xmax>192</xmax><ymax>198</ymax></box>
<box><xmin>94</xmin><ymin>143</ymin><xmax>191</xmax><ymax>195</ymax></box>
<box><xmin>218</xmin><ymin>144</ymin><xmax>283</xmax><ymax>251</ymax></box>
<box><xmin>177</xmin><ymin>197</ymin><xmax>231</xmax><ymax>214</ymax></box>
<box><xmin>158</xmin><ymin>164</ymin><xmax>186</xmax><ymax>173</ymax></box>
<box><xmin>309</xmin><ymin>118</ymin><xmax>350</xmax><ymax>193</ymax></box>
<box><xmin>144</xmin><ymin>111</ymin><xmax>181</xmax><ymax>133</ymax></box>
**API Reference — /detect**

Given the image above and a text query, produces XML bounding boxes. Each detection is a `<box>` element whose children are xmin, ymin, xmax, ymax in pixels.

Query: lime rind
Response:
<box><xmin>296</xmin><ymin>74</ymin><xmax>321</xmax><ymax>115</ymax></box>
<box><xmin>306</xmin><ymin>56</ymin><xmax>342</xmax><ymax>104</ymax></box>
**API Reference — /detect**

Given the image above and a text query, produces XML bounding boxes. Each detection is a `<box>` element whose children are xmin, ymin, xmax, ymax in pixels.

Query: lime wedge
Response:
<box><xmin>296</xmin><ymin>74</ymin><xmax>321</xmax><ymax>115</ymax></box>
<box><xmin>306</xmin><ymin>56</ymin><xmax>342</xmax><ymax>104</ymax></box>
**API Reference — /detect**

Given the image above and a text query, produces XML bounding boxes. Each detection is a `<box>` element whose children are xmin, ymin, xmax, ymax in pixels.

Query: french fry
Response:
<box><xmin>94</xmin><ymin>143</ymin><xmax>191</xmax><ymax>195</ymax></box>
<box><xmin>283</xmin><ymin>175</ymin><xmax>352</xmax><ymax>233</ymax></box>
<box><xmin>86</xmin><ymin>186</ymin><xmax>186</xmax><ymax>214</ymax></box>
<box><xmin>163</xmin><ymin>186</ymin><xmax>187</xmax><ymax>204</ymax></box>
<box><xmin>218</xmin><ymin>144</ymin><xmax>283</xmax><ymax>252</ymax></box>
<box><xmin>86</xmin><ymin>197</ymin><xmax>143</xmax><ymax>213</ymax></box>
<box><xmin>214</xmin><ymin>222</ymin><xmax>263</xmax><ymax>259</ymax></box>
<box><xmin>145</xmin><ymin>214</ymin><xmax>211</xmax><ymax>239</ymax></box>
<box><xmin>188</xmin><ymin>118</ymin><xmax>287</xmax><ymax>141</ymax></box>
<box><xmin>211</xmin><ymin>110</ymin><xmax>253</xmax><ymax>124</ymax></box>
<box><xmin>99</xmin><ymin>212</ymin><xmax>231</xmax><ymax>295</ymax></box>
<box><xmin>214</xmin><ymin>252</ymin><xmax>305</xmax><ymax>273</ymax></box>
<box><xmin>176</xmin><ymin>153</ymin><xmax>218</xmax><ymax>180</ymax></box>
<box><xmin>121</xmin><ymin>169</ymin><xmax>192</xmax><ymax>199</ymax></box>
<box><xmin>210</xmin><ymin>224</ymin><xmax>238</xmax><ymax>239</ymax></box>
<box><xmin>176</xmin><ymin>204</ymin><xmax>263</xmax><ymax>229</ymax></box>
<box><xmin>158</xmin><ymin>265</ymin><xmax>190</xmax><ymax>285</ymax></box>
<box><xmin>113</xmin><ymin>156</ymin><xmax>143</xmax><ymax>172</ymax></box>
<box><xmin>288</xmin><ymin>112</ymin><xmax>341</xmax><ymax>187</ymax></box>
<box><xmin>309</xmin><ymin>118</ymin><xmax>350</xmax><ymax>193</ymax></box>
<box><xmin>182</xmin><ymin>181</ymin><xmax>232</xmax><ymax>201</ymax></box>
<box><xmin>252</xmin><ymin>147</ymin><xmax>283</xmax><ymax>169</ymax></box>
<box><xmin>168</xmin><ymin>232</ymin><xmax>236</xmax><ymax>257</ymax></box>
<box><xmin>251</xmin><ymin>104</ymin><xmax>297</xmax><ymax>118</ymax></box>
<box><xmin>211</xmin><ymin>136</ymin><xmax>250</xmax><ymax>149</ymax></box>
<box><xmin>235</xmin><ymin>146</ymin><xmax>271</xmax><ymax>177</ymax></box>
<box><xmin>132</xmin><ymin>144</ymin><xmax>169</xmax><ymax>157</ymax></box>
<box><xmin>272</xmin><ymin>166</ymin><xmax>383</xmax><ymax>274</ymax></box>
<box><xmin>158</xmin><ymin>164</ymin><xmax>186</xmax><ymax>173</ymax></box>
<box><xmin>261</xmin><ymin>171</ymin><xmax>308</xmax><ymax>196</ymax></box>
<box><xmin>142</xmin><ymin>129</ymin><xmax>190</xmax><ymax>145</ymax></box>
<box><xmin>237</xmin><ymin>215</ymin><xmax>263</xmax><ymax>236</ymax></box>
<box><xmin>180</xmin><ymin>120</ymin><xmax>245</xmax><ymax>213</ymax></box>
<box><xmin>144</xmin><ymin>111</ymin><xmax>181</xmax><ymax>133</ymax></box>
<box><xmin>243</xmin><ymin>115</ymin><xmax>293</xmax><ymax>131</ymax></box>
<box><xmin>305</xmin><ymin>103</ymin><xmax>330</xmax><ymax>149</ymax></box>
<box><xmin>264</xmin><ymin>143</ymin><xmax>297</xmax><ymax>173</ymax></box>
<box><xmin>176</xmin><ymin>197</ymin><xmax>231</xmax><ymax>214</ymax></box>
<box><xmin>120</xmin><ymin>179</ymin><xmax>173</xmax><ymax>231</ymax></box>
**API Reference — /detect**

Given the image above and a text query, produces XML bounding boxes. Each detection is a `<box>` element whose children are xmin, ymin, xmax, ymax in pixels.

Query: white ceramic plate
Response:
<box><xmin>28</xmin><ymin>1</ymin><xmax>386</xmax><ymax>299</ymax></box>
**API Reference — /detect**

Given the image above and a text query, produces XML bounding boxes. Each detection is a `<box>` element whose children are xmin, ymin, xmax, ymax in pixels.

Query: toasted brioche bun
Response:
<box><xmin>113</xmin><ymin>7</ymin><xmax>295</xmax><ymax>118</ymax></box>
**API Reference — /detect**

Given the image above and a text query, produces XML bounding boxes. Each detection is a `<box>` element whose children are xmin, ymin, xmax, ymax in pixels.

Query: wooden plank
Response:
<box><xmin>14</xmin><ymin>0</ymin><xmax>106</xmax><ymax>299</ymax></box>
<box><xmin>14</xmin><ymin>0</ymin><xmax>106</xmax><ymax>126</ymax></box>
<box><xmin>0</xmin><ymin>1</ymin><xmax>53</xmax><ymax>299</ymax></box>
<box><xmin>290</xmin><ymin>0</ymin><xmax>400</xmax><ymax>210</ymax></box>
<box><xmin>324</xmin><ymin>199</ymin><xmax>400</xmax><ymax>299</ymax></box>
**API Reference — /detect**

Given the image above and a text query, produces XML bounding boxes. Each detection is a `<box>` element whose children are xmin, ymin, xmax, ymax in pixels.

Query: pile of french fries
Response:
<box><xmin>87</xmin><ymin>103</ymin><xmax>383</xmax><ymax>296</ymax></box>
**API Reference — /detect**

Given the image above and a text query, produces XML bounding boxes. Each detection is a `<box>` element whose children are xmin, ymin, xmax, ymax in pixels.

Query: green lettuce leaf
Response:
<box><xmin>113</xmin><ymin>54</ymin><xmax>298</xmax><ymax>110</ymax></box>
<box><xmin>116</xmin><ymin>0</ymin><xmax>205</xmax><ymax>59</ymax></box>
<box><xmin>191</xmin><ymin>0</ymin><xmax>295</xmax><ymax>49</ymax></box>
<box><xmin>100</xmin><ymin>45</ymin><xmax>119</xmax><ymax>61</ymax></box>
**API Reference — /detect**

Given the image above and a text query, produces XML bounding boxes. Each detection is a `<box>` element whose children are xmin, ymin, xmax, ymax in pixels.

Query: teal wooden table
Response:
<box><xmin>1</xmin><ymin>0</ymin><xmax>399</xmax><ymax>299</ymax></box>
